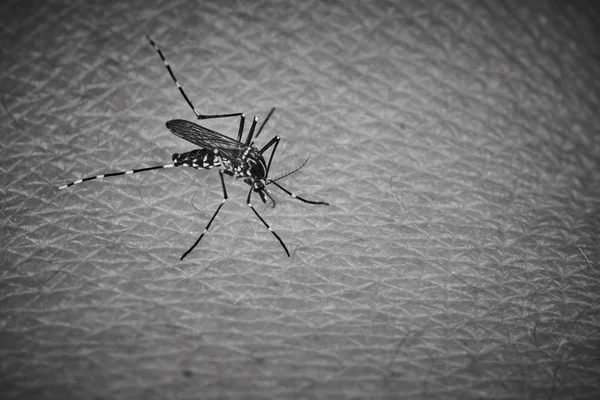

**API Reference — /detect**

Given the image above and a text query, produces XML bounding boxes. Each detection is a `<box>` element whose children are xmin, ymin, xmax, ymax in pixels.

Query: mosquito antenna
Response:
<box><xmin>267</xmin><ymin>157</ymin><xmax>310</xmax><ymax>185</ymax></box>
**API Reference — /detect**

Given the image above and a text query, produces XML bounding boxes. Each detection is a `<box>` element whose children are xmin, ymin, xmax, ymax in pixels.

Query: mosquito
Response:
<box><xmin>58</xmin><ymin>36</ymin><xmax>329</xmax><ymax>259</ymax></box>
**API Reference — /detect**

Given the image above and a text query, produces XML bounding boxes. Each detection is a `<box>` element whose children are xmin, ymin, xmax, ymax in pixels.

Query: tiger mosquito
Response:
<box><xmin>58</xmin><ymin>36</ymin><xmax>329</xmax><ymax>259</ymax></box>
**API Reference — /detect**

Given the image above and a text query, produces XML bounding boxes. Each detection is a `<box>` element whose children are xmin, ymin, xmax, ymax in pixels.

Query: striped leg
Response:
<box><xmin>58</xmin><ymin>163</ymin><xmax>181</xmax><ymax>189</ymax></box>
<box><xmin>180</xmin><ymin>169</ymin><xmax>228</xmax><ymax>260</ymax></box>
<box><xmin>267</xmin><ymin>180</ymin><xmax>329</xmax><ymax>206</ymax></box>
<box><xmin>236</xmin><ymin>113</ymin><xmax>246</xmax><ymax>143</ymax></box>
<box><xmin>254</xmin><ymin>107</ymin><xmax>276</xmax><ymax>140</ymax></box>
<box><xmin>234</xmin><ymin>108</ymin><xmax>275</xmax><ymax>144</ymax></box>
<box><xmin>246</xmin><ymin>184</ymin><xmax>290</xmax><ymax>257</ymax></box>
<box><xmin>239</xmin><ymin>108</ymin><xmax>274</xmax><ymax>144</ymax></box>
<box><xmin>244</xmin><ymin>116</ymin><xmax>259</xmax><ymax>146</ymax></box>
<box><xmin>146</xmin><ymin>36</ymin><xmax>243</xmax><ymax>122</ymax></box>
<box><xmin>259</xmin><ymin>135</ymin><xmax>281</xmax><ymax>177</ymax></box>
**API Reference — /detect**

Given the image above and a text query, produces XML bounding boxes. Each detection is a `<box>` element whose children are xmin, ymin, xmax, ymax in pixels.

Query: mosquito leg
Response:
<box><xmin>181</xmin><ymin>169</ymin><xmax>228</xmax><ymax>260</ymax></box>
<box><xmin>236</xmin><ymin>113</ymin><xmax>246</xmax><ymax>143</ymax></box>
<box><xmin>244</xmin><ymin>116</ymin><xmax>259</xmax><ymax>146</ymax></box>
<box><xmin>146</xmin><ymin>36</ymin><xmax>243</xmax><ymax>121</ymax></box>
<box><xmin>58</xmin><ymin>163</ymin><xmax>182</xmax><ymax>189</ymax></box>
<box><xmin>255</xmin><ymin>107</ymin><xmax>276</xmax><ymax>140</ymax></box>
<box><xmin>239</xmin><ymin>108</ymin><xmax>274</xmax><ymax>143</ymax></box>
<box><xmin>268</xmin><ymin>180</ymin><xmax>329</xmax><ymax>206</ymax></box>
<box><xmin>246</xmin><ymin>185</ymin><xmax>290</xmax><ymax>257</ymax></box>
<box><xmin>259</xmin><ymin>135</ymin><xmax>281</xmax><ymax>176</ymax></box>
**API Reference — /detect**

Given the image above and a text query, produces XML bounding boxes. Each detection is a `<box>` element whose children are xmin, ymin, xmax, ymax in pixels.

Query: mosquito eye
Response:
<box><xmin>172</xmin><ymin>153</ymin><xmax>180</xmax><ymax>162</ymax></box>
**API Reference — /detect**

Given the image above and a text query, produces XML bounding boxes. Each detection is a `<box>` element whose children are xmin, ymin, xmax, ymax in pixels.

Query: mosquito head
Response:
<box><xmin>250</xmin><ymin>178</ymin><xmax>275</xmax><ymax>207</ymax></box>
<box><xmin>248</xmin><ymin>178</ymin><xmax>265</xmax><ymax>192</ymax></box>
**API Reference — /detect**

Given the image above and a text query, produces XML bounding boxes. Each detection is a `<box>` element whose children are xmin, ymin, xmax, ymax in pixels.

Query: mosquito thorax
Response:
<box><xmin>242</xmin><ymin>149</ymin><xmax>267</xmax><ymax>180</ymax></box>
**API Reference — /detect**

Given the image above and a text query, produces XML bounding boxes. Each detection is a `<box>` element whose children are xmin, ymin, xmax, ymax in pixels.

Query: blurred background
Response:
<box><xmin>1</xmin><ymin>0</ymin><xmax>599</xmax><ymax>399</ymax></box>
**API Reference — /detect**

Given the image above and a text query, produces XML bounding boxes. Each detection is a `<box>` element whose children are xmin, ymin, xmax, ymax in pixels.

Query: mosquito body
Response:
<box><xmin>58</xmin><ymin>36</ymin><xmax>329</xmax><ymax>259</ymax></box>
<box><xmin>167</xmin><ymin>118</ymin><xmax>272</xmax><ymax>204</ymax></box>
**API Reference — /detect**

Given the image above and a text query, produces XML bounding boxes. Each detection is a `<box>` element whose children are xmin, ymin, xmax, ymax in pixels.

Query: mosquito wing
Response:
<box><xmin>166</xmin><ymin>119</ymin><xmax>246</xmax><ymax>153</ymax></box>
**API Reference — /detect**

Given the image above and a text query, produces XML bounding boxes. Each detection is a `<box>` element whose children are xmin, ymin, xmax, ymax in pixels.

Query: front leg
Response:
<box><xmin>246</xmin><ymin>185</ymin><xmax>290</xmax><ymax>257</ymax></box>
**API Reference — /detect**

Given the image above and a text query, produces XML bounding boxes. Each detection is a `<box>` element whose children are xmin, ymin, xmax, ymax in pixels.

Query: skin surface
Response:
<box><xmin>1</xmin><ymin>1</ymin><xmax>599</xmax><ymax>399</ymax></box>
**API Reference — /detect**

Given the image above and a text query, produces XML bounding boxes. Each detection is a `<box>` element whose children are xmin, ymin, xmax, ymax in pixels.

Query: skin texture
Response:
<box><xmin>1</xmin><ymin>1</ymin><xmax>599</xmax><ymax>399</ymax></box>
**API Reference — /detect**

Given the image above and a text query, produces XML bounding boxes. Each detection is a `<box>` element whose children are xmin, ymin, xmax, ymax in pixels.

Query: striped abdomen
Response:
<box><xmin>172</xmin><ymin>148</ymin><xmax>267</xmax><ymax>182</ymax></box>
<box><xmin>172</xmin><ymin>149</ymin><xmax>233</xmax><ymax>171</ymax></box>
